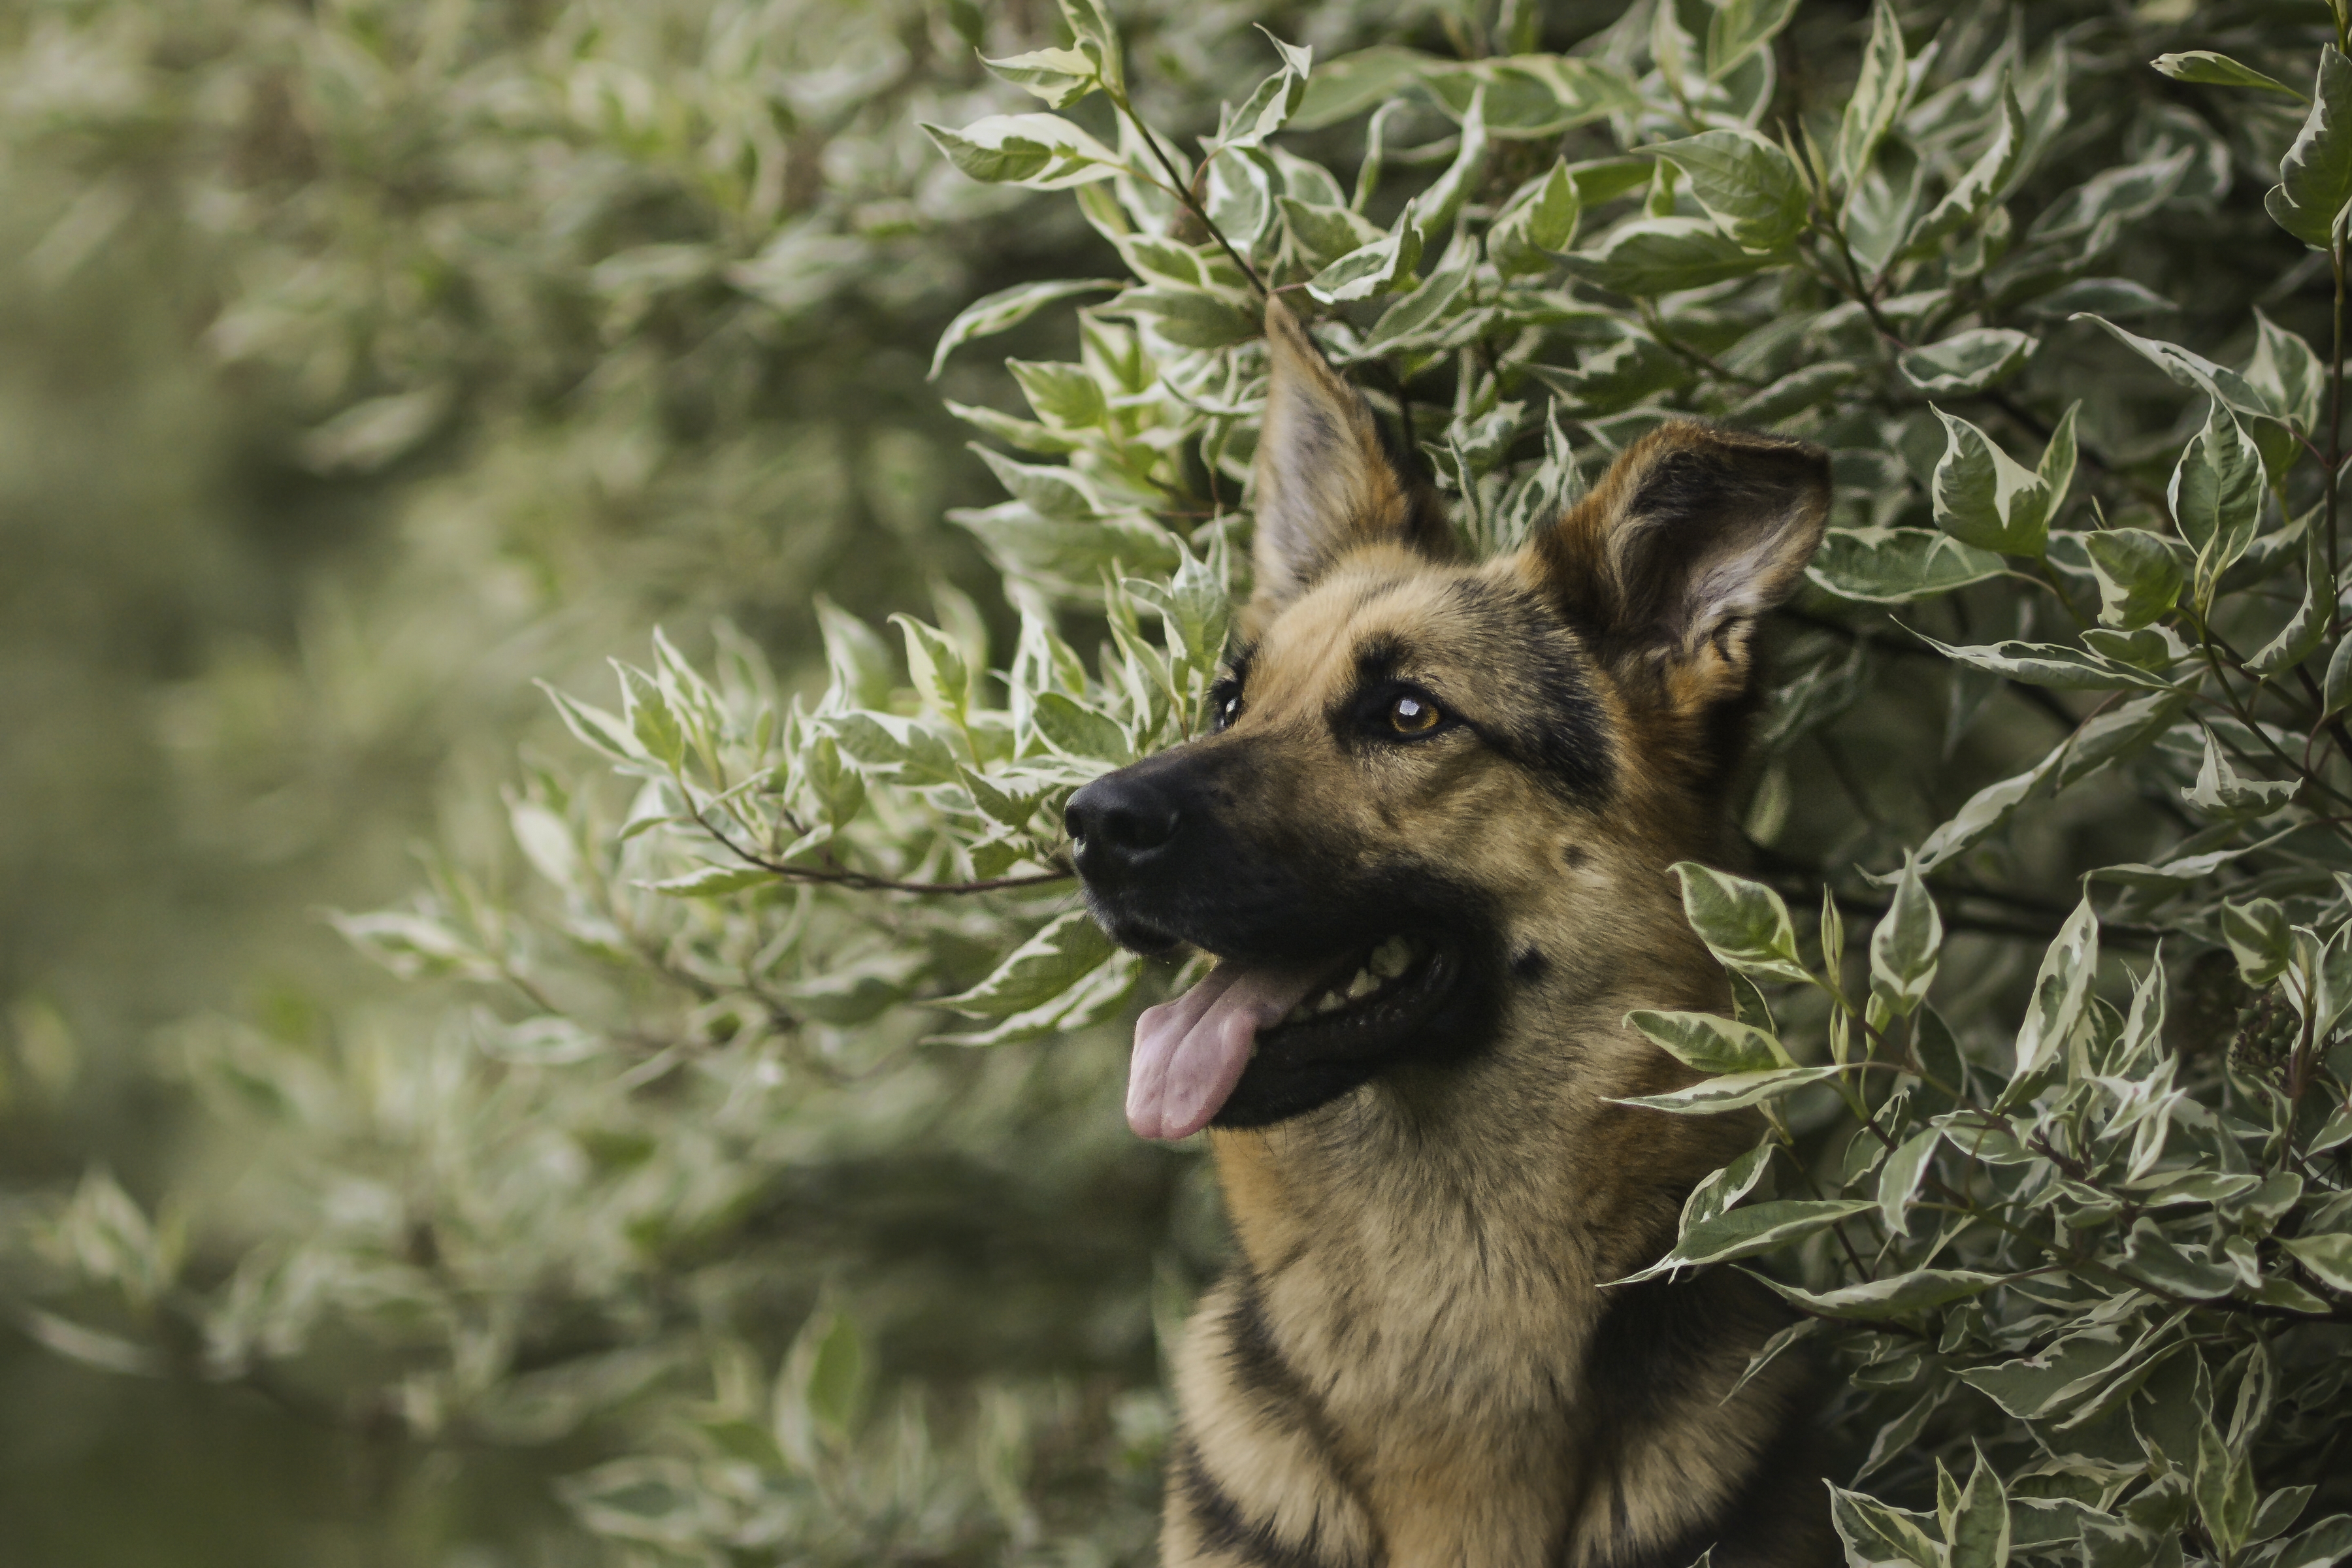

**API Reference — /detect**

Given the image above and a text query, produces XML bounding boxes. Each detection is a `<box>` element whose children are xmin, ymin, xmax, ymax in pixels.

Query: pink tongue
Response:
<box><xmin>1127</xmin><ymin>959</ymin><xmax>1327</xmax><ymax>1141</ymax></box>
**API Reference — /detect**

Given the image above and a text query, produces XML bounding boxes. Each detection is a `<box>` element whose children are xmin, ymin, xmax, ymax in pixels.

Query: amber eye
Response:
<box><xmin>1388</xmin><ymin>693</ymin><xmax>1442</xmax><ymax>734</ymax></box>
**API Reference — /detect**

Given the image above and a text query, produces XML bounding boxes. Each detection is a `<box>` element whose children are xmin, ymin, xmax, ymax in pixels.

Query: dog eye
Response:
<box><xmin>1388</xmin><ymin>694</ymin><xmax>1441</xmax><ymax>735</ymax></box>
<box><xmin>1209</xmin><ymin>681</ymin><xmax>1243</xmax><ymax>732</ymax></box>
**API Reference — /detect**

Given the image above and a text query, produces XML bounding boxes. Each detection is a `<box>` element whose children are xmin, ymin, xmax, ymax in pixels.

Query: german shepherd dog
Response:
<box><xmin>1063</xmin><ymin>300</ymin><xmax>1838</xmax><ymax>1567</ymax></box>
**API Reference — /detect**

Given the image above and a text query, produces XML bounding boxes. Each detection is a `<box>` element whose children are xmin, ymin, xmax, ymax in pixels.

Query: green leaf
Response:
<box><xmin>1032</xmin><ymin>691</ymin><xmax>1131</xmax><ymax>762</ymax></box>
<box><xmin>971</xmin><ymin>444</ymin><xmax>1098</xmax><ymax>519</ymax></box>
<box><xmin>2249</xmin><ymin>1488</ymin><xmax>2317</xmax><ymax>1547</ymax></box>
<box><xmin>813</xmin><ymin>596</ymin><xmax>898</xmax><ymax>713</ymax></box>
<box><xmin>2195</xmin><ymin>1415</ymin><xmax>2258</xmax><ymax>1553</ymax></box>
<box><xmin>1554</xmin><ymin>216</ymin><xmax>1786</xmax><ymax>295</ymax></box>
<box><xmin>537</xmin><ymin>681</ymin><xmax>645</xmax><ymax>763</ymax></box>
<box><xmin>1682</xmin><ymin>1139</ymin><xmax>1776</xmax><ymax>1232</ymax></box>
<box><xmin>1754</xmin><ymin>1267</ymin><xmax>2003</xmax><ymax>1321</ymax></box>
<box><xmin>929</xmin><ymin>949</ymin><xmax>1138</xmax><ymax>1046</ymax></box>
<box><xmin>1878</xmin><ymin>1127</ymin><xmax>1940</xmax><ymax>1236</ymax></box>
<box><xmin>1116</xmin><ymin>284</ymin><xmax>1257</xmax><ymax>350</ymax></box>
<box><xmin>891</xmin><ymin>615</ymin><xmax>970</xmax><ymax>724</ymax></box>
<box><xmin>1486</xmin><ymin>160</ymin><xmax>1579</xmax><ymax>277</ymax></box>
<box><xmin>1005</xmin><ymin>359</ymin><xmax>1108</xmax><ymax>429</ymax></box>
<box><xmin>1209</xmin><ymin>33</ymin><xmax>1310</xmax><ymax>153</ymax></box>
<box><xmin>2269</xmin><ymin>1515</ymin><xmax>2352</xmax><ymax>1568</ymax></box>
<box><xmin>1412</xmin><ymin>86</ymin><xmax>1489</xmax><ymax>238</ymax></box>
<box><xmin>1618</xmin><ymin>1199</ymin><xmax>1874</xmax><ymax>1283</ymax></box>
<box><xmin>2010</xmin><ymin>896</ymin><xmax>2098</xmax><ymax>1085</ymax></box>
<box><xmin>1730</xmin><ymin>361</ymin><xmax>1862</xmax><ymax>425</ymax></box>
<box><xmin>2327</xmin><ymin>634</ymin><xmax>2352</xmax><ymax>719</ymax></box>
<box><xmin>1669</xmin><ymin>862</ymin><xmax>1810</xmax><ymax>983</ymax></box>
<box><xmin>1527</xmin><ymin>335</ymin><xmax>1690</xmax><ymax>414</ymax></box>
<box><xmin>2184</xmin><ymin>729</ymin><xmax>2298</xmax><ymax>820</ymax></box>
<box><xmin>642</xmin><ymin>862</ymin><xmax>774</xmax><ymax>898</ymax></box>
<box><xmin>1834</xmin><ymin>0</ymin><xmax>1908</xmax><ymax>186</ymax></box>
<box><xmin>1808</xmin><ymin>527</ymin><xmax>2006</xmax><ymax>604</ymax></box>
<box><xmin>773</xmin><ymin>1307</ymin><xmax>869</xmax><ymax>1468</ymax></box>
<box><xmin>1948</xmin><ymin>1448</ymin><xmax>2012</xmax><ymax>1568</ymax></box>
<box><xmin>1705</xmin><ymin>0</ymin><xmax>1801</xmax><ymax>82</ymax></box>
<box><xmin>1613</xmin><ymin>1064</ymin><xmax>1848</xmax><ymax>1114</ymax></box>
<box><xmin>1869</xmin><ymin>856</ymin><xmax>1942</xmax><ymax>1015</ymax></box>
<box><xmin>1305</xmin><ymin>198</ymin><xmax>1425</xmax><ymax>303</ymax></box>
<box><xmin>927</xmin><ymin>278</ymin><xmax>1120</xmax><ymax>380</ymax></box>
<box><xmin>1624</xmin><ymin>1009</ymin><xmax>1792</xmax><ymax>1074</ymax></box>
<box><xmin>1422</xmin><ymin>56</ymin><xmax>1642</xmax><ymax>138</ymax></box>
<box><xmin>1362</xmin><ymin>258</ymin><xmax>1473</xmax><ymax>354</ymax></box>
<box><xmin>923</xmin><ymin>113</ymin><xmax>1122</xmax><ymax>191</ymax></box>
<box><xmin>2153</xmin><ymin>50</ymin><xmax>2305</xmax><ymax>100</ymax></box>
<box><xmin>2170</xmin><ymin>399</ymin><xmax>2268</xmax><ymax>611</ymax></box>
<box><xmin>1901</xmin><ymin>329</ymin><xmax>2036</xmax><ymax>396</ymax></box>
<box><xmin>1652</xmin><ymin>129</ymin><xmax>1808</xmax><ymax>252</ymax></box>
<box><xmin>1280</xmin><ymin>196</ymin><xmax>1384</xmax><ymax>268</ymax></box>
<box><xmin>981</xmin><ymin>46</ymin><xmax>1101</xmax><ymax>109</ymax></box>
<box><xmin>1957</xmin><ymin>1330</ymin><xmax>2133</xmax><ymax>1418</ymax></box>
<box><xmin>1907</xmin><ymin>86</ymin><xmax>2028</xmax><ymax>256</ymax></box>
<box><xmin>2072</xmin><ymin>315</ymin><xmax>2280</xmax><ymax>430</ymax></box>
<box><xmin>1056</xmin><ymin>0</ymin><xmax>1124</xmax><ymax>93</ymax></box>
<box><xmin>2083</xmin><ymin>529</ymin><xmax>2189</xmax><ymax>630</ymax></box>
<box><xmin>1914</xmin><ymin>636</ymin><xmax>2178</xmax><ymax>693</ymax></box>
<box><xmin>2279</xmin><ymin>1233</ymin><xmax>2352</xmax><ymax>1293</ymax></box>
<box><xmin>2266</xmin><ymin>46</ymin><xmax>2352</xmax><ymax>248</ymax></box>
<box><xmin>2249</xmin><ymin>310</ymin><xmax>2328</xmax><ymax>435</ymax></box>
<box><xmin>1288</xmin><ymin>45</ymin><xmax>1427</xmax><ymax>129</ymax></box>
<box><xmin>1914</xmin><ymin>751</ymin><xmax>2058</xmax><ymax>873</ymax></box>
<box><xmin>1829</xmin><ymin>1486</ymin><xmax>1941</xmax><ymax>1568</ymax></box>
<box><xmin>1930</xmin><ymin>408</ymin><xmax>2053</xmax><ymax>557</ymax></box>
<box><xmin>952</xmin><ymin>501</ymin><xmax>1180</xmax><ymax>595</ymax></box>
<box><xmin>938</xmin><ymin>911</ymin><xmax>1117</xmax><ymax>1019</ymax></box>
<box><xmin>614</xmin><ymin>664</ymin><xmax>686</xmax><ymax>767</ymax></box>
<box><xmin>947</xmin><ymin>399</ymin><xmax>1079</xmax><ymax>455</ymax></box>
<box><xmin>2121</xmin><ymin>1219</ymin><xmax>2238</xmax><ymax>1297</ymax></box>
<box><xmin>2222</xmin><ymin>896</ymin><xmax>2293</xmax><ymax>985</ymax></box>
<box><xmin>2059</xmin><ymin>689</ymin><xmax>2193</xmax><ymax>787</ymax></box>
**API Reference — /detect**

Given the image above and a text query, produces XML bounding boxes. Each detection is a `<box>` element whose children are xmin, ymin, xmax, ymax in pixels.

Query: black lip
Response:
<box><xmin>1209</xmin><ymin>935</ymin><xmax>1489</xmax><ymax>1130</ymax></box>
<box><xmin>1249</xmin><ymin>939</ymin><xmax>1456</xmax><ymax>1064</ymax></box>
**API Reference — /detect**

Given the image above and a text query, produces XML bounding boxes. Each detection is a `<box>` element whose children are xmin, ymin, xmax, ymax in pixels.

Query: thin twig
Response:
<box><xmin>1109</xmin><ymin>93</ymin><xmax>1269</xmax><ymax>298</ymax></box>
<box><xmin>691</xmin><ymin>802</ymin><xmax>1073</xmax><ymax>895</ymax></box>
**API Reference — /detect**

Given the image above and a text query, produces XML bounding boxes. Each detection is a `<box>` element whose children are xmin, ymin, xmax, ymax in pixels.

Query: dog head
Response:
<box><xmin>1067</xmin><ymin>299</ymin><xmax>1830</xmax><ymax>1140</ymax></box>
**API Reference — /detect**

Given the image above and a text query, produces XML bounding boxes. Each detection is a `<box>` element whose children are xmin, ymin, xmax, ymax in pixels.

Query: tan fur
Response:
<box><xmin>1106</xmin><ymin>301</ymin><xmax>1833</xmax><ymax>1567</ymax></box>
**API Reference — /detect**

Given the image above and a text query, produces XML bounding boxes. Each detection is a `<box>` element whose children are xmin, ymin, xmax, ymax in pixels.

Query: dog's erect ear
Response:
<box><xmin>1529</xmin><ymin>421</ymin><xmax>1830</xmax><ymax>708</ymax></box>
<box><xmin>1249</xmin><ymin>298</ymin><xmax>1450</xmax><ymax>621</ymax></box>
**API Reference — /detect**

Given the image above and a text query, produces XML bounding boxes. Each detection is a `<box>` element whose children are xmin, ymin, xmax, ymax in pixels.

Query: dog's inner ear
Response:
<box><xmin>1529</xmin><ymin>423</ymin><xmax>1831</xmax><ymax>711</ymax></box>
<box><xmin>1248</xmin><ymin>299</ymin><xmax>1451</xmax><ymax>624</ymax></box>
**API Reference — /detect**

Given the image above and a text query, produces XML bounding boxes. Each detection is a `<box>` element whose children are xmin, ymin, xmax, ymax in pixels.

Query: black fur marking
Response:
<box><xmin>1324</xmin><ymin>582</ymin><xmax>1614</xmax><ymax>800</ymax></box>
<box><xmin>1561</xmin><ymin>843</ymin><xmax>1588</xmax><ymax>868</ymax></box>
<box><xmin>1175</xmin><ymin>1437</ymin><xmax>1339</xmax><ymax>1568</ymax></box>
<box><xmin>1449</xmin><ymin>581</ymin><xmax>1614</xmax><ymax>803</ymax></box>
<box><xmin>1224</xmin><ymin>1273</ymin><xmax>1306</xmax><ymax>1409</ymax></box>
<box><xmin>1576</xmin><ymin>1268</ymin><xmax>1834</xmax><ymax>1567</ymax></box>
<box><xmin>1512</xmin><ymin>947</ymin><xmax>1549</xmax><ymax>982</ymax></box>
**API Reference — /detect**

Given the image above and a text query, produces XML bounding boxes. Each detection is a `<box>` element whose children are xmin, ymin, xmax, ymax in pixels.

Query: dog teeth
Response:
<box><xmin>1275</xmin><ymin>939</ymin><xmax>1421</xmax><ymax>1028</ymax></box>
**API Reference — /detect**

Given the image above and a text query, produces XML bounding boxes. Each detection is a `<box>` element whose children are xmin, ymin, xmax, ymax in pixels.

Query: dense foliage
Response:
<box><xmin>10</xmin><ymin>0</ymin><xmax>2352</xmax><ymax>1564</ymax></box>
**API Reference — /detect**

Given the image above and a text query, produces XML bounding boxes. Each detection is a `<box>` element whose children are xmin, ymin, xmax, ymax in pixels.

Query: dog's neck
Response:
<box><xmin>1192</xmin><ymin>968</ymin><xmax>1801</xmax><ymax>1565</ymax></box>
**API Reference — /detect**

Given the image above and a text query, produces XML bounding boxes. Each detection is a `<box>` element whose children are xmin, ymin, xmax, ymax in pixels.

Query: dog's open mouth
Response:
<box><xmin>1125</xmin><ymin>933</ymin><xmax>1455</xmax><ymax>1141</ymax></box>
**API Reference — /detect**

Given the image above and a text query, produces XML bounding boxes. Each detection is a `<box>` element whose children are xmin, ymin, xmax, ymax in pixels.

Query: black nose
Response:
<box><xmin>1065</xmin><ymin>771</ymin><xmax>1181</xmax><ymax>878</ymax></box>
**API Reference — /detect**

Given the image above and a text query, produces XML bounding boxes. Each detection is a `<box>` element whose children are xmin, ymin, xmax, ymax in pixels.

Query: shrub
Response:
<box><xmin>13</xmin><ymin>1</ymin><xmax>2352</xmax><ymax>1564</ymax></box>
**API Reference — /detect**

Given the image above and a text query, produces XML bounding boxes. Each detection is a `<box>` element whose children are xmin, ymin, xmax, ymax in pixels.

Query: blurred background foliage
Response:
<box><xmin>0</xmin><ymin>1</ymin><xmax>1473</xmax><ymax>1560</ymax></box>
<box><xmin>1</xmin><ymin>0</ymin><xmax>2340</xmax><ymax>1564</ymax></box>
